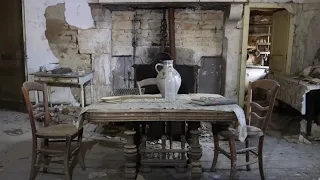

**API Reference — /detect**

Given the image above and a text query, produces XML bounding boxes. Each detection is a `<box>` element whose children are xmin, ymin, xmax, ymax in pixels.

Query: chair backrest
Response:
<box><xmin>245</xmin><ymin>79</ymin><xmax>280</xmax><ymax>132</ymax></box>
<box><xmin>21</xmin><ymin>81</ymin><xmax>50</xmax><ymax>135</ymax></box>
<box><xmin>136</xmin><ymin>78</ymin><xmax>157</xmax><ymax>95</ymax></box>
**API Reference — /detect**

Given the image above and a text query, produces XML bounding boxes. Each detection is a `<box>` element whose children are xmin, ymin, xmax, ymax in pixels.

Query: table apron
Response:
<box><xmin>84</xmin><ymin>112</ymin><xmax>237</xmax><ymax>123</ymax></box>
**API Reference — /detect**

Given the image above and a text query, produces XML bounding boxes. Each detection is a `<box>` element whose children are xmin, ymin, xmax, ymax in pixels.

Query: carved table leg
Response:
<box><xmin>124</xmin><ymin>130</ymin><xmax>137</xmax><ymax>179</ymax></box>
<box><xmin>189</xmin><ymin>130</ymin><xmax>202</xmax><ymax>180</ymax></box>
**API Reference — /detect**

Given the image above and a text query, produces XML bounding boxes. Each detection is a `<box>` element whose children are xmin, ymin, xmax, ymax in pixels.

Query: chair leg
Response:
<box><xmin>64</xmin><ymin>136</ymin><xmax>72</xmax><ymax>180</ymax></box>
<box><xmin>77</xmin><ymin>129</ymin><xmax>86</xmax><ymax>171</ymax></box>
<box><xmin>245</xmin><ymin>139</ymin><xmax>251</xmax><ymax>171</ymax></box>
<box><xmin>77</xmin><ymin>154</ymin><xmax>86</xmax><ymax>171</ymax></box>
<box><xmin>210</xmin><ymin>134</ymin><xmax>219</xmax><ymax>172</ymax></box>
<box><xmin>258</xmin><ymin>136</ymin><xmax>265</xmax><ymax>180</ymax></box>
<box><xmin>29</xmin><ymin>137</ymin><xmax>38</xmax><ymax>180</ymax></box>
<box><xmin>228</xmin><ymin>136</ymin><xmax>237</xmax><ymax>180</ymax></box>
<box><xmin>43</xmin><ymin>138</ymin><xmax>49</xmax><ymax>173</ymax></box>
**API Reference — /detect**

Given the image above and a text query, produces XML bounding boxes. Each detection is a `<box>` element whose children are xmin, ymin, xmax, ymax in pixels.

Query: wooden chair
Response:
<box><xmin>210</xmin><ymin>79</ymin><xmax>280</xmax><ymax>180</ymax></box>
<box><xmin>136</xmin><ymin>78</ymin><xmax>157</xmax><ymax>95</ymax></box>
<box><xmin>21</xmin><ymin>81</ymin><xmax>85</xmax><ymax>180</ymax></box>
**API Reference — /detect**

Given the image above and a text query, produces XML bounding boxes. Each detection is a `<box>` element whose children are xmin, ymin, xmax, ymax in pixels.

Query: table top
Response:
<box><xmin>80</xmin><ymin>93</ymin><xmax>247</xmax><ymax>141</ymax></box>
<box><xmin>268</xmin><ymin>74</ymin><xmax>320</xmax><ymax>115</ymax></box>
<box><xmin>81</xmin><ymin>94</ymin><xmax>245</xmax><ymax>124</ymax></box>
<box><xmin>30</xmin><ymin>71</ymin><xmax>93</xmax><ymax>78</ymax></box>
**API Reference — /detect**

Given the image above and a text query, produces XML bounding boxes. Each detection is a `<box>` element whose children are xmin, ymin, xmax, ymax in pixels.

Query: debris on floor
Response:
<box><xmin>283</xmin><ymin>135</ymin><xmax>300</xmax><ymax>144</ymax></box>
<box><xmin>300</xmin><ymin>119</ymin><xmax>320</xmax><ymax>141</ymax></box>
<box><xmin>4</xmin><ymin>128</ymin><xmax>23</xmax><ymax>136</ymax></box>
<box><xmin>298</xmin><ymin>134</ymin><xmax>312</xmax><ymax>145</ymax></box>
<box><xmin>88</xmin><ymin>170</ymin><xmax>107</xmax><ymax>178</ymax></box>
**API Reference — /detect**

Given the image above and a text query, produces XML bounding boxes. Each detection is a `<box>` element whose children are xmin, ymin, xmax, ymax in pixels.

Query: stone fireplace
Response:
<box><xmin>25</xmin><ymin>0</ymin><xmax>243</xmax><ymax>105</ymax></box>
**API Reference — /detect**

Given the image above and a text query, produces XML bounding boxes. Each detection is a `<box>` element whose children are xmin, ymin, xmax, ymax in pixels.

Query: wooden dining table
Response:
<box><xmin>79</xmin><ymin>94</ymin><xmax>247</xmax><ymax>180</ymax></box>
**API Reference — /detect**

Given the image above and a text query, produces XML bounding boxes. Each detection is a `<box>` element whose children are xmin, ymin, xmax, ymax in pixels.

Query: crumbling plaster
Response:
<box><xmin>24</xmin><ymin>0</ymin><xmax>97</xmax><ymax>104</ymax></box>
<box><xmin>24</xmin><ymin>0</ymin><xmax>320</xmax><ymax>105</ymax></box>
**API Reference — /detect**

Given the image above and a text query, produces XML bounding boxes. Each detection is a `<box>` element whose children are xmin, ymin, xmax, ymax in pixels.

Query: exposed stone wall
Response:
<box><xmin>24</xmin><ymin>0</ymin><xmax>94</xmax><ymax>105</ymax></box>
<box><xmin>111</xmin><ymin>9</ymin><xmax>224</xmax><ymax>65</ymax></box>
<box><xmin>175</xmin><ymin>9</ymin><xmax>224</xmax><ymax>65</ymax></box>
<box><xmin>26</xmin><ymin>1</ymin><xmax>112</xmax><ymax>104</ymax></box>
<box><xmin>45</xmin><ymin>4</ymin><xmax>92</xmax><ymax>73</ymax></box>
<box><xmin>80</xmin><ymin>4</ymin><xmax>113</xmax><ymax>102</ymax></box>
<box><xmin>291</xmin><ymin>3</ymin><xmax>320</xmax><ymax>74</ymax></box>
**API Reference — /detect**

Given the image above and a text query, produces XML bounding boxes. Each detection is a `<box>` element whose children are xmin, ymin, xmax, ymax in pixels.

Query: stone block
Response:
<box><xmin>60</xmin><ymin>35</ymin><xmax>72</xmax><ymax>42</ymax></box>
<box><xmin>199</xmin><ymin>20</ymin><xmax>223</xmax><ymax>27</ymax></box>
<box><xmin>80</xmin><ymin>54</ymin><xmax>91</xmax><ymax>61</ymax></box>
<box><xmin>136</xmin><ymin>10</ymin><xmax>163</xmax><ymax>19</ymax></box>
<box><xmin>69</xmin><ymin>43</ymin><xmax>77</xmax><ymax>49</ymax></box>
<box><xmin>139</xmin><ymin>29</ymin><xmax>151</xmax><ymax>37</ymax></box>
<box><xmin>112</xmin><ymin>46</ymin><xmax>133</xmax><ymax>56</ymax></box>
<box><xmin>112</xmin><ymin>32</ymin><xmax>132</xmax><ymax>42</ymax></box>
<box><xmin>112</xmin><ymin>11</ymin><xmax>135</xmax><ymax>20</ymax></box>
<box><xmin>182</xmin><ymin>41</ymin><xmax>196</xmax><ymax>47</ymax></box>
<box><xmin>199</xmin><ymin>24</ymin><xmax>215</xmax><ymax>30</ymax></box>
<box><xmin>202</xmin><ymin>46</ymin><xmax>222</xmax><ymax>55</ymax></box>
<box><xmin>182</xmin><ymin>22</ymin><xmax>199</xmax><ymax>30</ymax></box>
<box><xmin>78</xmin><ymin>29</ymin><xmax>111</xmax><ymax>54</ymax></box>
<box><xmin>95</xmin><ymin>21</ymin><xmax>111</xmax><ymax>29</ymax></box>
<box><xmin>201</xmin><ymin>11</ymin><xmax>224</xmax><ymax>20</ymax></box>
<box><xmin>112</xmin><ymin>20</ymin><xmax>133</xmax><ymax>30</ymax></box>
<box><xmin>64</xmin><ymin>31</ymin><xmax>78</xmax><ymax>42</ymax></box>
<box><xmin>177</xmin><ymin>13</ymin><xmax>202</xmax><ymax>21</ymax></box>
<box><xmin>147</xmin><ymin>21</ymin><xmax>162</xmax><ymax>29</ymax></box>
<box><xmin>92</xmin><ymin>54</ymin><xmax>111</xmax><ymax>86</ymax></box>
<box><xmin>140</xmin><ymin>20</ymin><xmax>149</xmax><ymax>30</ymax></box>
<box><xmin>197</xmin><ymin>41</ymin><xmax>210</xmax><ymax>47</ymax></box>
<box><xmin>91</xmin><ymin>5</ymin><xmax>105</xmax><ymax>21</ymax></box>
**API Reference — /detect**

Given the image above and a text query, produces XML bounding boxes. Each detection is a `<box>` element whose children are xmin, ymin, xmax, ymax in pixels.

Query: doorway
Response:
<box><xmin>238</xmin><ymin>4</ymin><xmax>294</xmax><ymax>106</ymax></box>
<box><xmin>0</xmin><ymin>0</ymin><xmax>26</xmax><ymax>111</ymax></box>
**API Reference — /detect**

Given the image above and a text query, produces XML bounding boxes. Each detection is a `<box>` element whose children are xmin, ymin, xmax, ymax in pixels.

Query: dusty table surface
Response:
<box><xmin>81</xmin><ymin>94</ymin><xmax>247</xmax><ymax>141</ymax></box>
<box><xmin>30</xmin><ymin>71</ymin><xmax>93</xmax><ymax>78</ymax></box>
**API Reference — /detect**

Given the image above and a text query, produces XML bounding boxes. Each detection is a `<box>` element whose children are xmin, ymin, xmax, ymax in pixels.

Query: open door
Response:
<box><xmin>270</xmin><ymin>10</ymin><xmax>292</xmax><ymax>75</ymax></box>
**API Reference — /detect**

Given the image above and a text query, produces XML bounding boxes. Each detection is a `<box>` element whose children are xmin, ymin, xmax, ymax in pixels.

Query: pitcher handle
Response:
<box><xmin>155</xmin><ymin>63</ymin><xmax>163</xmax><ymax>73</ymax></box>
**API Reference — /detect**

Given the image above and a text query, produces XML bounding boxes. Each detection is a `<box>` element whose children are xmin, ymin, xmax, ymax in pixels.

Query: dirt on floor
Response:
<box><xmin>0</xmin><ymin>109</ymin><xmax>320</xmax><ymax>180</ymax></box>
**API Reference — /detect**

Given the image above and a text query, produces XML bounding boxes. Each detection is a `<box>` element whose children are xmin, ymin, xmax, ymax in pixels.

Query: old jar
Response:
<box><xmin>155</xmin><ymin>60</ymin><xmax>181</xmax><ymax>99</ymax></box>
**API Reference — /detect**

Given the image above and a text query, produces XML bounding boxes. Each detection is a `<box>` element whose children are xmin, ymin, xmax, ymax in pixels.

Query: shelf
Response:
<box><xmin>257</xmin><ymin>43</ymin><xmax>271</xmax><ymax>45</ymax></box>
<box><xmin>249</xmin><ymin>24</ymin><xmax>272</xmax><ymax>27</ymax></box>
<box><xmin>249</xmin><ymin>33</ymin><xmax>271</xmax><ymax>37</ymax></box>
<box><xmin>260</xmin><ymin>52</ymin><xmax>270</xmax><ymax>55</ymax></box>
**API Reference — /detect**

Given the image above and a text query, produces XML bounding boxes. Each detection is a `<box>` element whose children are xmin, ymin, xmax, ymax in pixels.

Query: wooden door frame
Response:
<box><xmin>22</xmin><ymin>0</ymin><xmax>27</xmax><ymax>81</ymax></box>
<box><xmin>238</xmin><ymin>3</ymin><xmax>294</xmax><ymax>107</ymax></box>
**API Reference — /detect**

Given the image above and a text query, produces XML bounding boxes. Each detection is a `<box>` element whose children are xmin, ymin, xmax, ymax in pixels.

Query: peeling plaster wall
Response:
<box><xmin>24</xmin><ymin>0</ymin><xmax>96</xmax><ymax>104</ymax></box>
<box><xmin>291</xmin><ymin>3</ymin><xmax>320</xmax><ymax>74</ymax></box>
<box><xmin>24</xmin><ymin>0</ymin><xmax>320</xmax><ymax>105</ymax></box>
<box><xmin>45</xmin><ymin>4</ymin><xmax>92</xmax><ymax>103</ymax></box>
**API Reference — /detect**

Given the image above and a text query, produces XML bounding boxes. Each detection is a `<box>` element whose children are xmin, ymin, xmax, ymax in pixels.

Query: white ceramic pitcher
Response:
<box><xmin>155</xmin><ymin>60</ymin><xmax>181</xmax><ymax>98</ymax></box>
